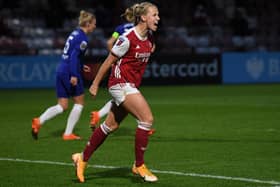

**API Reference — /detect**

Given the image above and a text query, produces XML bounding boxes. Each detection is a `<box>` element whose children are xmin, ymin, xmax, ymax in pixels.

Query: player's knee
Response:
<box><xmin>58</xmin><ymin>103</ymin><xmax>68</xmax><ymax>111</ymax></box>
<box><xmin>144</xmin><ymin>115</ymin><xmax>154</xmax><ymax>125</ymax></box>
<box><xmin>137</xmin><ymin>113</ymin><xmax>154</xmax><ymax>125</ymax></box>
<box><xmin>104</xmin><ymin>119</ymin><xmax>119</xmax><ymax>132</ymax></box>
<box><xmin>62</xmin><ymin>105</ymin><xmax>68</xmax><ymax>111</ymax></box>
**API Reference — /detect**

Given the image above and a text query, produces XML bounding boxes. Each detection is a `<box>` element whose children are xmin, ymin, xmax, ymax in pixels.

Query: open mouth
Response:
<box><xmin>154</xmin><ymin>22</ymin><xmax>158</xmax><ymax>28</ymax></box>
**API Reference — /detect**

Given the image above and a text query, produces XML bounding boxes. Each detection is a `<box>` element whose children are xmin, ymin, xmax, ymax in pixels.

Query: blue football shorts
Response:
<box><xmin>55</xmin><ymin>73</ymin><xmax>84</xmax><ymax>98</ymax></box>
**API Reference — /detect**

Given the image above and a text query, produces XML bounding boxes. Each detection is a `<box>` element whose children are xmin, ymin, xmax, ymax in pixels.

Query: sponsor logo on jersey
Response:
<box><xmin>80</xmin><ymin>41</ymin><xmax>87</xmax><ymax>50</ymax></box>
<box><xmin>135</xmin><ymin>52</ymin><xmax>150</xmax><ymax>58</ymax></box>
<box><xmin>135</xmin><ymin>52</ymin><xmax>151</xmax><ymax>63</ymax></box>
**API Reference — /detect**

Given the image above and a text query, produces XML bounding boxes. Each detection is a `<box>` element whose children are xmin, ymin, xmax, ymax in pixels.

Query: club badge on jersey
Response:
<box><xmin>80</xmin><ymin>41</ymin><xmax>87</xmax><ymax>50</ymax></box>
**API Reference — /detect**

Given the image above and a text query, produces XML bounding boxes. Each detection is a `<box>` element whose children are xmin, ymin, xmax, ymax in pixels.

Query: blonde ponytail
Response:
<box><xmin>121</xmin><ymin>3</ymin><xmax>140</xmax><ymax>23</ymax></box>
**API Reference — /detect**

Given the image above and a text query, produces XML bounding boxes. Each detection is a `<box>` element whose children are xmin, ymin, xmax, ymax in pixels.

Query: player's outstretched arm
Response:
<box><xmin>89</xmin><ymin>53</ymin><xmax>118</xmax><ymax>98</ymax></box>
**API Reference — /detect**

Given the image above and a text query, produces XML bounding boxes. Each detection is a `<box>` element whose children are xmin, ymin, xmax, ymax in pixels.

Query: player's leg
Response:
<box><xmin>84</xmin><ymin>103</ymin><xmax>127</xmax><ymax>160</ymax></box>
<box><xmin>90</xmin><ymin>100</ymin><xmax>113</xmax><ymax>127</ymax></box>
<box><xmin>63</xmin><ymin>76</ymin><xmax>85</xmax><ymax>140</ymax></box>
<box><xmin>73</xmin><ymin>103</ymin><xmax>128</xmax><ymax>182</ymax></box>
<box><xmin>31</xmin><ymin>98</ymin><xmax>66</xmax><ymax>140</ymax></box>
<box><xmin>63</xmin><ymin>94</ymin><xmax>84</xmax><ymax>140</ymax></box>
<box><xmin>32</xmin><ymin>73</ymin><xmax>69</xmax><ymax>140</ymax></box>
<box><xmin>38</xmin><ymin>99</ymin><xmax>66</xmax><ymax>125</ymax></box>
<box><xmin>122</xmin><ymin>92</ymin><xmax>158</xmax><ymax>182</ymax></box>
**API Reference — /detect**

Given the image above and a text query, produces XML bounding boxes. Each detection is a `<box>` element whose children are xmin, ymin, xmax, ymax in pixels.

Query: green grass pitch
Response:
<box><xmin>0</xmin><ymin>84</ymin><xmax>280</xmax><ymax>187</ymax></box>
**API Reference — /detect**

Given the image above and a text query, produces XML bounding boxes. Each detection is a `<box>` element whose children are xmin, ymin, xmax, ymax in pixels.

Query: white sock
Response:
<box><xmin>64</xmin><ymin>104</ymin><xmax>83</xmax><ymax>135</ymax></box>
<box><xmin>98</xmin><ymin>100</ymin><xmax>112</xmax><ymax>118</ymax></box>
<box><xmin>39</xmin><ymin>104</ymin><xmax>64</xmax><ymax>125</ymax></box>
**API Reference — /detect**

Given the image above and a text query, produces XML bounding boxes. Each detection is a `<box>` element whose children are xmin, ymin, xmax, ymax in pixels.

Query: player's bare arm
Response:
<box><xmin>89</xmin><ymin>53</ymin><xmax>118</xmax><ymax>97</ymax></box>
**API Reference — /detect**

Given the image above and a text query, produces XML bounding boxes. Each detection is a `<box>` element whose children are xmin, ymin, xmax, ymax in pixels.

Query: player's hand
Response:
<box><xmin>70</xmin><ymin>76</ymin><xmax>78</xmax><ymax>86</ymax></box>
<box><xmin>89</xmin><ymin>84</ymin><xmax>98</xmax><ymax>98</ymax></box>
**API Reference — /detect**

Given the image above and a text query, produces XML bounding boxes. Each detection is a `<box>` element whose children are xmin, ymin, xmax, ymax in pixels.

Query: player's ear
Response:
<box><xmin>140</xmin><ymin>15</ymin><xmax>146</xmax><ymax>22</ymax></box>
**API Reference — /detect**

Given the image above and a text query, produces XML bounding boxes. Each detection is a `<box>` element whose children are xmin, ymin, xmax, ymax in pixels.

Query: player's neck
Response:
<box><xmin>135</xmin><ymin>25</ymin><xmax>148</xmax><ymax>38</ymax></box>
<box><xmin>80</xmin><ymin>27</ymin><xmax>88</xmax><ymax>34</ymax></box>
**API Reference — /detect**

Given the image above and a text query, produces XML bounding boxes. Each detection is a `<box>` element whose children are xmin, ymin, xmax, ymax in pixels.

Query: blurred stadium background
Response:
<box><xmin>1</xmin><ymin>0</ymin><xmax>279</xmax><ymax>55</ymax></box>
<box><xmin>1</xmin><ymin>0</ymin><xmax>280</xmax><ymax>88</ymax></box>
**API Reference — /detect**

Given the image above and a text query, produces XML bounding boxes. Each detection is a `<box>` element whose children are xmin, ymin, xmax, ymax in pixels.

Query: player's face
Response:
<box><xmin>145</xmin><ymin>6</ymin><xmax>160</xmax><ymax>31</ymax></box>
<box><xmin>87</xmin><ymin>18</ymin><xmax>96</xmax><ymax>33</ymax></box>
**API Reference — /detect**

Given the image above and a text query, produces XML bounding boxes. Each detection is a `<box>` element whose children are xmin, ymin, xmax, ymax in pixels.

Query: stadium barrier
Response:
<box><xmin>0</xmin><ymin>52</ymin><xmax>279</xmax><ymax>88</ymax></box>
<box><xmin>141</xmin><ymin>54</ymin><xmax>221</xmax><ymax>85</ymax></box>
<box><xmin>222</xmin><ymin>52</ymin><xmax>280</xmax><ymax>84</ymax></box>
<box><xmin>0</xmin><ymin>56</ymin><xmax>60</xmax><ymax>88</ymax></box>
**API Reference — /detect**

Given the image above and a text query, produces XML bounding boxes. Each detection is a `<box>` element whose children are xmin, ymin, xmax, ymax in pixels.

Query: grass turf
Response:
<box><xmin>0</xmin><ymin>84</ymin><xmax>280</xmax><ymax>187</ymax></box>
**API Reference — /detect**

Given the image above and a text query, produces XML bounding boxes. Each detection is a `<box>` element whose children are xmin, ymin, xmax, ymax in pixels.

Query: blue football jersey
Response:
<box><xmin>57</xmin><ymin>28</ymin><xmax>88</xmax><ymax>77</ymax></box>
<box><xmin>55</xmin><ymin>28</ymin><xmax>88</xmax><ymax>98</ymax></box>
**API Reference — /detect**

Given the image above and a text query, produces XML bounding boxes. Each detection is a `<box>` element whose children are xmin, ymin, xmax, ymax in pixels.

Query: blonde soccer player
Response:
<box><xmin>90</xmin><ymin>3</ymin><xmax>155</xmax><ymax>135</ymax></box>
<box><xmin>72</xmin><ymin>2</ymin><xmax>160</xmax><ymax>182</ymax></box>
<box><xmin>31</xmin><ymin>10</ymin><xmax>96</xmax><ymax>140</ymax></box>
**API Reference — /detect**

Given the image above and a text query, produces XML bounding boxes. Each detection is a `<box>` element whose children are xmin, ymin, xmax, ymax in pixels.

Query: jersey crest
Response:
<box><xmin>80</xmin><ymin>41</ymin><xmax>87</xmax><ymax>50</ymax></box>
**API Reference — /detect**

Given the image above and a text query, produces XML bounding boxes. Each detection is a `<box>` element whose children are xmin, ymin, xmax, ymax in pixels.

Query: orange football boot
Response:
<box><xmin>31</xmin><ymin>118</ymin><xmax>41</xmax><ymax>140</ymax></box>
<box><xmin>72</xmin><ymin>153</ymin><xmax>87</xmax><ymax>183</ymax></box>
<box><xmin>62</xmin><ymin>133</ymin><xmax>81</xmax><ymax>140</ymax></box>
<box><xmin>132</xmin><ymin>163</ymin><xmax>158</xmax><ymax>182</ymax></box>
<box><xmin>90</xmin><ymin>111</ymin><xmax>100</xmax><ymax>130</ymax></box>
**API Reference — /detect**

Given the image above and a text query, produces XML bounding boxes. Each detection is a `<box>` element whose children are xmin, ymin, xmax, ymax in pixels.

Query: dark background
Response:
<box><xmin>1</xmin><ymin>0</ymin><xmax>279</xmax><ymax>56</ymax></box>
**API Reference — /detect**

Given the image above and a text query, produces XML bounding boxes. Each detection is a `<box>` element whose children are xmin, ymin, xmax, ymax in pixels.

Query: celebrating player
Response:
<box><xmin>31</xmin><ymin>10</ymin><xmax>96</xmax><ymax>140</ymax></box>
<box><xmin>72</xmin><ymin>2</ymin><xmax>160</xmax><ymax>182</ymax></box>
<box><xmin>90</xmin><ymin>3</ymin><xmax>155</xmax><ymax>136</ymax></box>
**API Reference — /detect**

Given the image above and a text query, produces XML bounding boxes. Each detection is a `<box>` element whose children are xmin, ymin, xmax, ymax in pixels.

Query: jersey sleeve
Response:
<box><xmin>111</xmin><ymin>35</ymin><xmax>130</xmax><ymax>57</ymax></box>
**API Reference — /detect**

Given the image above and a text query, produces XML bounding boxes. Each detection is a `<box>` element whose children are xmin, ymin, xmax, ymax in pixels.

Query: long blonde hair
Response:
<box><xmin>79</xmin><ymin>10</ymin><xmax>95</xmax><ymax>27</ymax></box>
<box><xmin>133</xmin><ymin>2</ymin><xmax>157</xmax><ymax>25</ymax></box>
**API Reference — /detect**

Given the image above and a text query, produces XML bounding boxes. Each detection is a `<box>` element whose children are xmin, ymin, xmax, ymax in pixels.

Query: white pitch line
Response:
<box><xmin>0</xmin><ymin>157</ymin><xmax>279</xmax><ymax>185</ymax></box>
<box><xmin>151</xmin><ymin>169</ymin><xmax>280</xmax><ymax>185</ymax></box>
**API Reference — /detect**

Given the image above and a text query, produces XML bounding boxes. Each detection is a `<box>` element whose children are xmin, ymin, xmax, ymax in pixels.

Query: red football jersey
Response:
<box><xmin>109</xmin><ymin>28</ymin><xmax>154</xmax><ymax>88</ymax></box>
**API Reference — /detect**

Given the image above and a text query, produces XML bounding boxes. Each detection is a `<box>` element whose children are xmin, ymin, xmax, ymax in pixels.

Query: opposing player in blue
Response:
<box><xmin>31</xmin><ymin>10</ymin><xmax>96</xmax><ymax>140</ymax></box>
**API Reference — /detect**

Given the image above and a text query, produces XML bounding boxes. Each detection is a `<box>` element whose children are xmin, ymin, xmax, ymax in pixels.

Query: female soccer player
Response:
<box><xmin>72</xmin><ymin>2</ymin><xmax>160</xmax><ymax>182</ymax></box>
<box><xmin>89</xmin><ymin>4</ymin><xmax>137</xmax><ymax>127</ymax></box>
<box><xmin>90</xmin><ymin>3</ymin><xmax>155</xmax><ymax>136</ymax></box>
<box><xmin>31</xmin><ymin>10</ymin><xmax>96</xmax><ymax>140</ymax></box>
